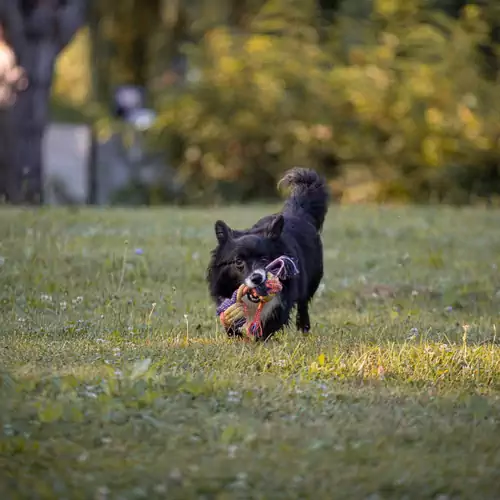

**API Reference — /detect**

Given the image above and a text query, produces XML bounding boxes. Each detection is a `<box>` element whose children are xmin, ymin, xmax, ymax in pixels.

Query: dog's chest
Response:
<box><xmin>241</xmin><ymin>294</ymin><xmax>281</xmax><ymax>323</ymax></box>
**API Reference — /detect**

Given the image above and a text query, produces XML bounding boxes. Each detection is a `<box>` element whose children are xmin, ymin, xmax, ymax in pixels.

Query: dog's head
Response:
<box><xmin>207</xmin><ymin>214</ymin><xmax>285</xmax><ymax>301</ymax></box>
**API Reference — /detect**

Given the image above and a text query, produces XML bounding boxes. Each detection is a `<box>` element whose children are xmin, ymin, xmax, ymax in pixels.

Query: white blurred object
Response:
<box><xmin>42</xmin><ymin>123</ymin><xmax>92</xmax><ymax>205</ymax></box>
<box><xmin>127</xmin><ymin>108</ymin><xmax>157</xmax><ymax>131</ymax></box>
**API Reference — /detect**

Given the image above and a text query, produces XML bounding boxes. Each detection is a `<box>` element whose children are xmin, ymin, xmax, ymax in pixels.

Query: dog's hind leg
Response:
<box><xmin>296</xmin><ymin>301</ymin><xmax>310</xmax><ymax>333</ymax></box>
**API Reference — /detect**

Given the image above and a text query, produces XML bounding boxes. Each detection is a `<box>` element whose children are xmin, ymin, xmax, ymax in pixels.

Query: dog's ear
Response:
<box><xmin>266</xmin><ymin>214</ymin><xmax>284</xmax><ymax>240</ymax></box>
<box><xmin>214</xmin><ymin>220</ymin><xmax>232</xmax><ymax>244</ymax></box>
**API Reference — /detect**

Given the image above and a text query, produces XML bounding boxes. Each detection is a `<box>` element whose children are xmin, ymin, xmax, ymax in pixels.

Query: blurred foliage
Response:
<box><xmin>52</xmin><ymin>28</ymin><xmax>91</xmax><ymax>110</ymax></box>
<box><xmin>51</xmin><ymin>0</ymin><xmax>500</xmax><ymax>204</ymax></box>
<box><xmin>154</xmin><ymin>0</ymin><xmax>335</xmax><ymax>202</ymax></box>
<box><xmin>150</xmin><ymin>0</ymin><xmax>500</xmax><ymax>204</ymax></box>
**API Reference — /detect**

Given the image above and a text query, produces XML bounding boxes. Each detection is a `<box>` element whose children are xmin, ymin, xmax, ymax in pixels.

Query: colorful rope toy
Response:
<box><xmin>216</xmin><ymin>256</ymin><xmax>299</xmax><ymax>338</ymax></box>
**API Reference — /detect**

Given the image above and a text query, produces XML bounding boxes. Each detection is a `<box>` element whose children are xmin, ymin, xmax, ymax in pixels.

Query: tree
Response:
<box><xmin>0</xmin><ymin>0</ymin><xmax>88</xmax><ymax>204</ymax></box>
<box><xmin>88</xmin><ymin>0</ymin><xmax>162</xmax><ymax>105</ymax></box>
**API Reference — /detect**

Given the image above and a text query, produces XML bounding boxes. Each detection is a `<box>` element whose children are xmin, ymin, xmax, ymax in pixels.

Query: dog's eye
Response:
<box><xmin>235</xmin><ymin>258</ymin><xmax>245</xmax><ymax>271</ymax></box>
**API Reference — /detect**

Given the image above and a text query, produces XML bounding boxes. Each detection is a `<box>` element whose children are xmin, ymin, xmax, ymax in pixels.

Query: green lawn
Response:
<box><xmin>1</xmin><ymin>205</ymin><xmax>500</xmax><ymax>499</ymax></box>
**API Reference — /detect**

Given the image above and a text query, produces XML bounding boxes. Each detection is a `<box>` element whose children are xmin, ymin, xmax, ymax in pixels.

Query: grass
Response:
<box><xmin>1</xmin><ymin>204</ymin><xmax>500</xmax><ymax>499</ymax></box>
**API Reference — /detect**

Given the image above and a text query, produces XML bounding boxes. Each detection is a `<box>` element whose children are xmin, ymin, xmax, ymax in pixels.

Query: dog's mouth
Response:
<box><xmin>246</xmin><ymin>293</ymin><xmax>261</xmax><ymax>304</ymax></box>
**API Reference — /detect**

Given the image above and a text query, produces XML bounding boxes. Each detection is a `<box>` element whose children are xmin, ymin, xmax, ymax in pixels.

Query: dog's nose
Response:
<box><xmin>249</xmin><ymin>271</ymin><xmax>264</xmax><ymax>285</ymax></box>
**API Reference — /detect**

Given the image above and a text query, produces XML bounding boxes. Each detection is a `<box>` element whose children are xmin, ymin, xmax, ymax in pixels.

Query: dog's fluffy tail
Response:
<box><xmin>279</xmin><ymin>167</ymin><xmax>329</xmax><ymax>231</ymax></box>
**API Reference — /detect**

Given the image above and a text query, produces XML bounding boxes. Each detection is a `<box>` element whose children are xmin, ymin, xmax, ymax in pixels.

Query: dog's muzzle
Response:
<box><xmin>245</xmin><ymin>269</ymin><xmax>266</xmax><ymax>289</ymax></box>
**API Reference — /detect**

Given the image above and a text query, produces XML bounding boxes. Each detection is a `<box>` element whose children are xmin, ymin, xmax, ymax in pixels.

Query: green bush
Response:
<box><xmin>153</xmin><ymin>0</ymin><xmax>500</xmax><ymax>204</ymax></box>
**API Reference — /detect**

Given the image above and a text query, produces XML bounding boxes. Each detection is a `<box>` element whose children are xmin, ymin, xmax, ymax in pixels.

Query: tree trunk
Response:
<box><xmin>0</xmin><ymin>0</ymin><xmax>87</xmax><ymax>205</ymax></box>
<box><xmin>0</xmin><ymin>106</ymin><xmax>18</xmax><ymax>201</ymax></box>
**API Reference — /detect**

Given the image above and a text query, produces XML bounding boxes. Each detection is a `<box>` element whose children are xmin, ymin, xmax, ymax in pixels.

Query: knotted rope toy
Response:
<box><xmin>216</xmin><ymin>256</ymin><xmax>299</xmax><ymax>338</ymax></box>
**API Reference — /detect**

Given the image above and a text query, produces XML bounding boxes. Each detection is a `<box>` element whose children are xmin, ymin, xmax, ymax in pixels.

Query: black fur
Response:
<box><xmin>206</xmin><ymin>167</ymin><xmax>329</xmax><ymax>340</ymax></box>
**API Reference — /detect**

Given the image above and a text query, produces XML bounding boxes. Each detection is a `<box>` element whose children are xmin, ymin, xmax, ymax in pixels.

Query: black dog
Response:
<box><xmin>207</xmin><ymin>167</ymin><xmax>329</xmax><ymax>340</ymax></box>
